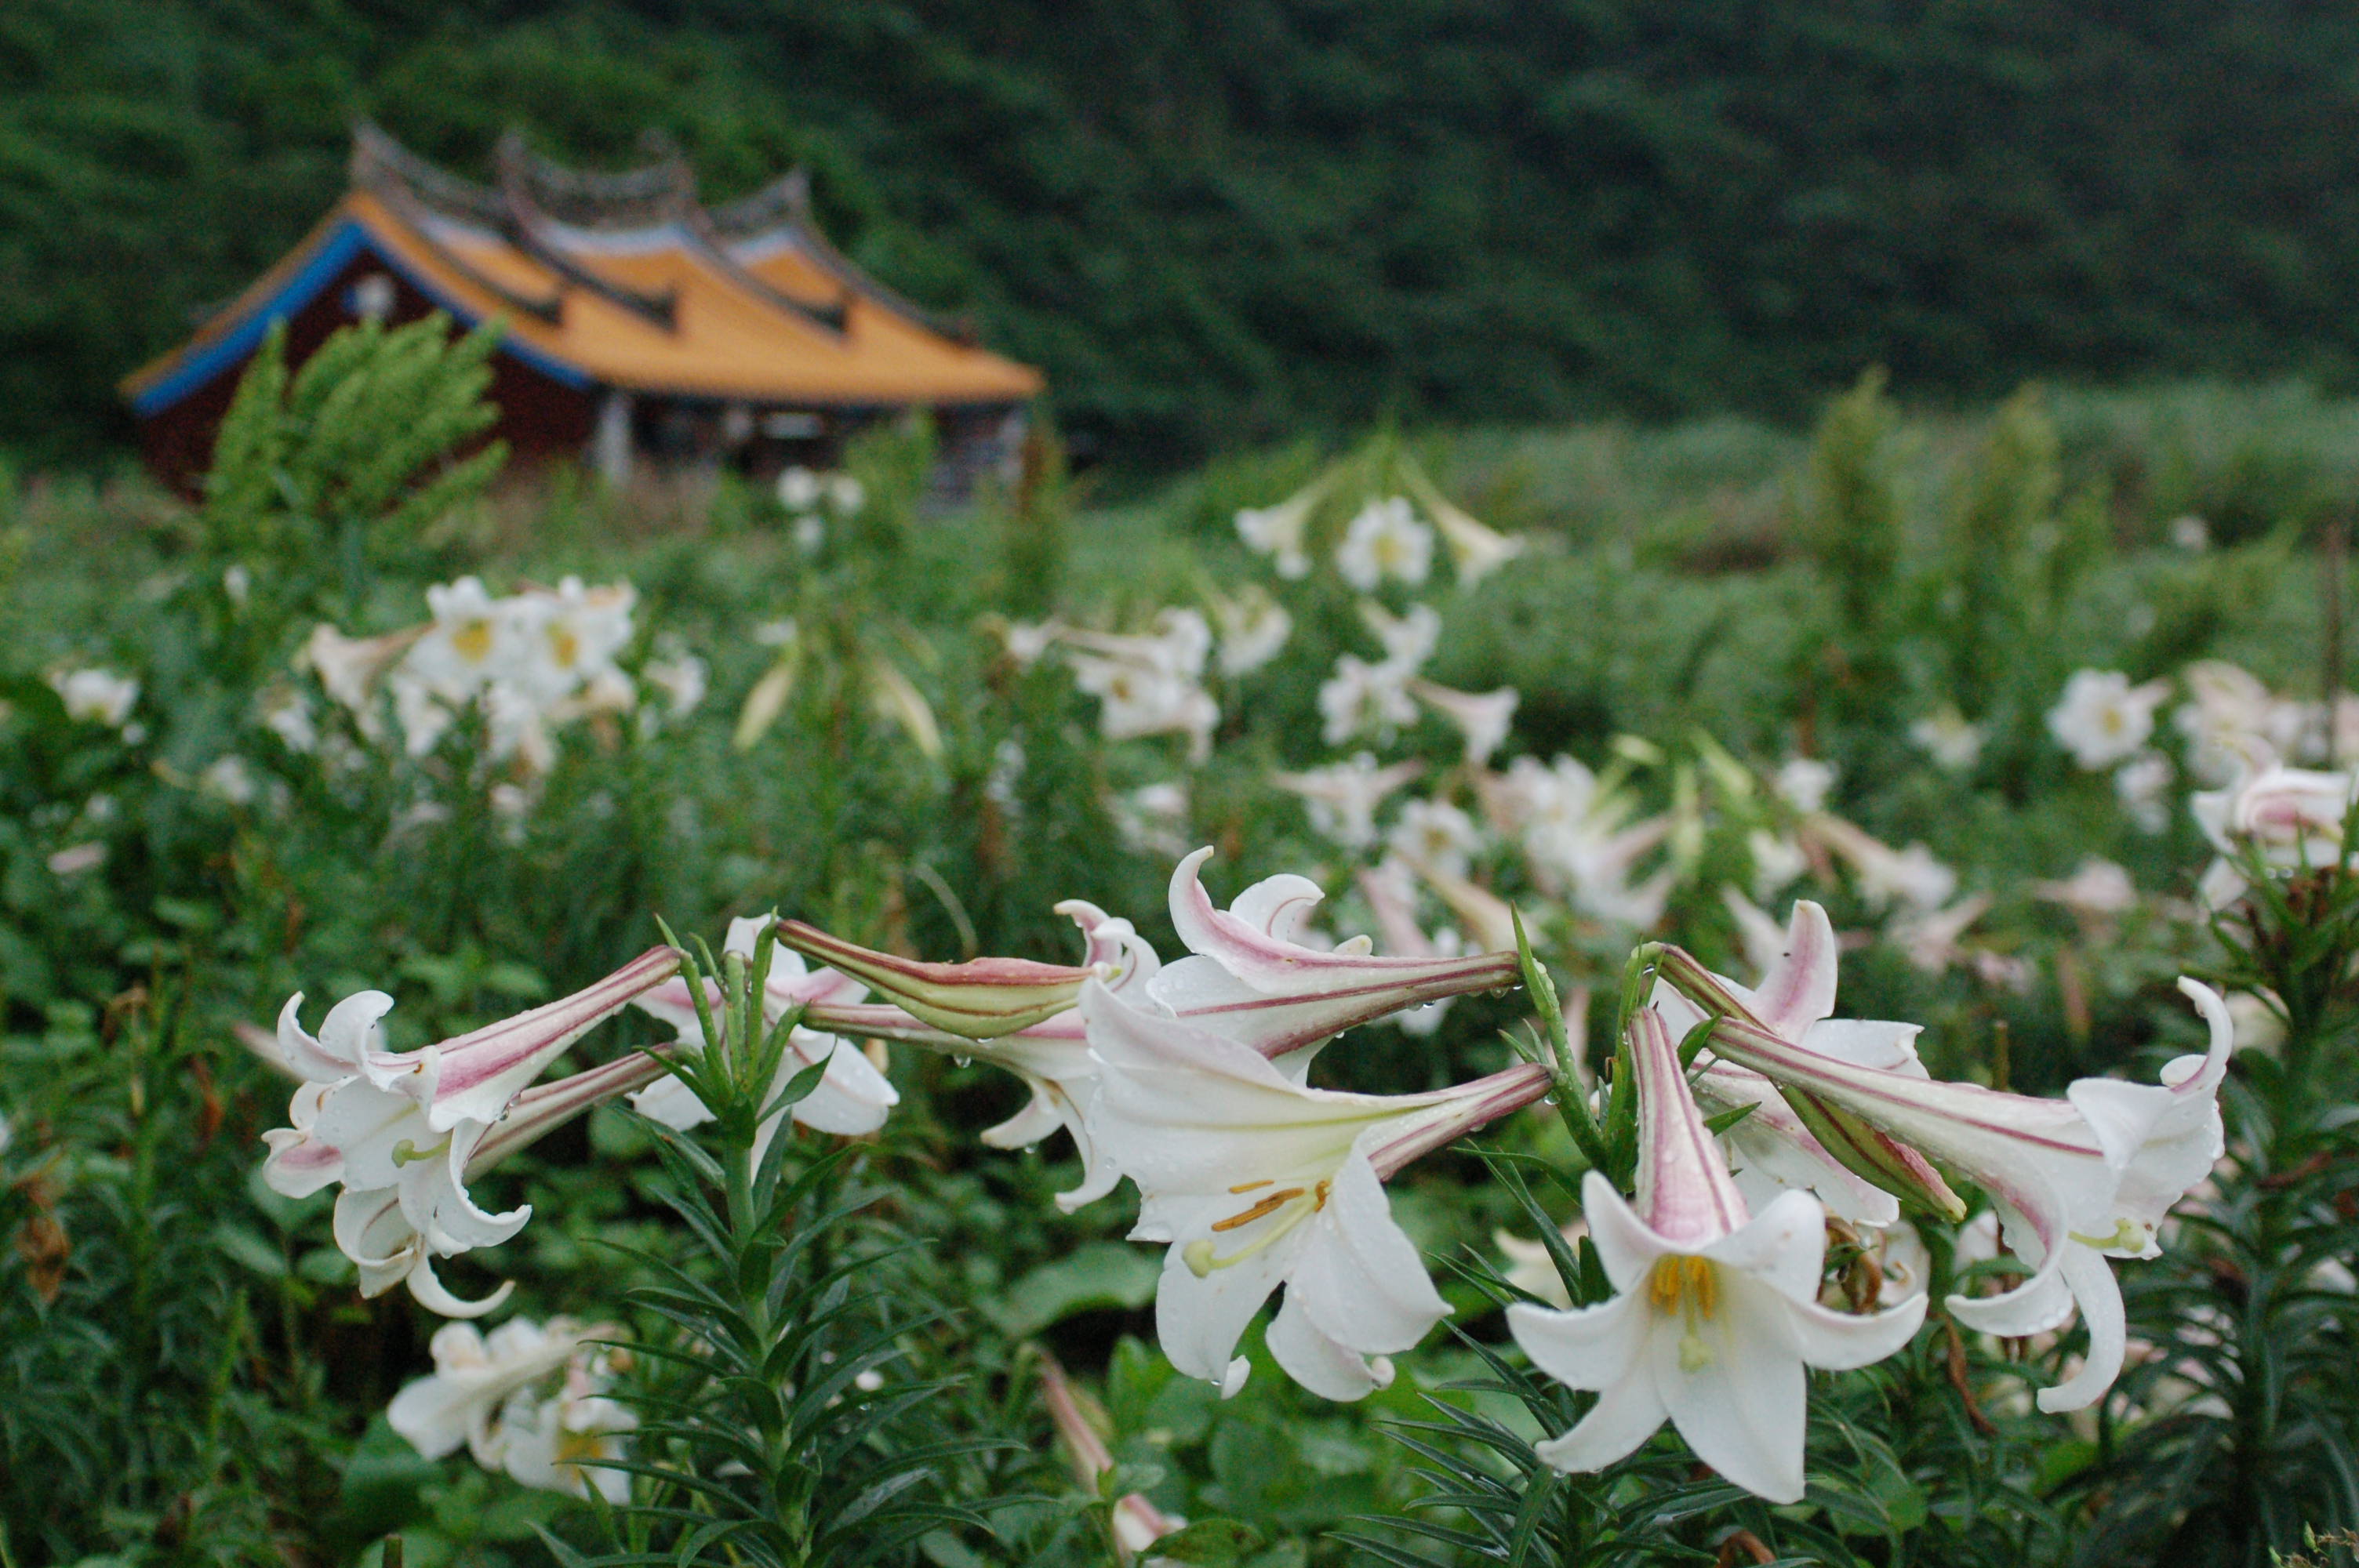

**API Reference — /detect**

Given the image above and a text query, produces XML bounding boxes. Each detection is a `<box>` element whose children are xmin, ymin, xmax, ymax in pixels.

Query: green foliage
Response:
<box><xmin>567</xmin><ymin>938</ymin><xmax>1020</xmax><ymax>1565</ymax></box>
<box><xmin>23</xmin><ymin>3</ymin><xmax>2359</xmax><ymax>467</ymax></box>
<box><xmin>202</xmin><ymin>314</ymin><xmax>505</xmax><ymax>608</ymax></box>
<box><xmin>9</xmin><ymin>338</ymin><xmax>2359</xmax><ymax>1566</ymax></box>
<box><xmin>2062</xmin><ymin>855</ymin><xmax>2359</xmax><ymax>1564</ymax></box>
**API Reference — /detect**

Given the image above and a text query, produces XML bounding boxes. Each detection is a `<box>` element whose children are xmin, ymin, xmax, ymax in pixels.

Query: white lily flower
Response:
<box><xmin>409</xmin><ymin>576</ymin><xmax>529</xmax><ymax>700</ymax></box>
<box><xmin>1684</xmin><ymin>961</ymin><xmax>2237</xmax><ymax>1412</ymax></box>
<box><xmin>1408</xmin><ymin>679</ymin><xmax>1519</xmax><ymax>765</ymax></box>
<box><xmin>1358</xmin><ymin>601</ymin><xmax>1441</xmax><ymax>670</ymax></box>
<box><xmin>1212</xmin><ymin>587</ymin><xmax>1293</xmax><ymax>677</ymax></box>
<box><xmin>800</xmin><ymin>900</ymin><xmax>1160</xmax><ymax>1211</ymax></box>
<box><xmin>514</xmin><ymin>577</ymin><xmax>637</xmax><ymax>705</ymax></box>
<box><xmin>2190</xmin><ymin>760</ymin><xmax>2359</xmax><ymax>905</ymax></box>
<box><xmin>2173</xmin><ymin>660</ymin><xmax>2291</xmax><ymax>783</ymax></box>
<box><xmin>324</xmin><ymin>1045</ymin><xmax>676</xmax><ymax>1316</ymax></box>
<box><xmin>1908</xmin><ymin>706</ymin><xmax>1986</xmax><ymax>771</ymax></box>
<box><xmin>1317</xmin><ymin>653</ymin><xmax>1419</xmax><ymax>746</ymax></box>
<box><xmin>262</xmin><ymin>952</ymin><xmax>680</xmax><ymax>1316</ymax></box>
<box><xmin>496</xmin><ymin>1362</ymin><xmax>638</xmax><ymax>1503</ymax></box>
<box><xmin>1145</xmin><ymin>848</ymin><xmax>1520</xmax><ymax>1071</ymax></box>
<box><xmin>627</xmin><ymin>914</ymin><xmax>898</xmax><ymax>1152</ymax></box>
<box><xmin>1394</xmin><ymin>454</ymin><xmax>1526</xmax><ymax>586</ymax></box>
<box><xmin>1274</xmin><ymin>753</ymin><xmax>1423</xmax><ymax>849</ymax></box>
<box><xmin>49</xmin><ymin>668</ymin><xmax>140</xmax><ymax>728</ymax></box>
<box><xmin>1650</xmin><ymin>900</ymin><xmax>1926</xmax><ymax>1228</ymax></box>
<box><xmin>2034</xmin><ymin>858</ymin><xmax>2139</xmax><ymax>919</ymax></box>
<box><xmin>1507</xmin><ymin>1007</ymin><xmax>1926</xmax><ymax>1502</ymax></box>
<box><xmin>265</xmin><ymin>946</ymin><xmax>679</xmax><ymax>1140</ymax></box>
<box><xmin>1083</xmin><ymin>978</ymin><xmax>1554</xmax><ymax>1400</ymax></box>
<box><xmin>1773</xmin><ymin>757</ymin><xmax>1837</xmax><ymax>814</ymax></box>
<box><xmin>389</xmin><ymin>1316</ymin><xmax>598</xmax><ymax>1465</ymax></box>
<box><xmin>1808</xmin><ymin>817</ymin><xmax>1957</xmax><ymax>913</ymax></box>
<box><xmin>1387</xmin><ymin>797</ymin><xmax>1481</xmax><ymax>879</ymax></box>
<box><xmin>2115</xmin><ymin>750</ymin><xmax>2175</xmax><ymax>834</ymax></box>
<box><xmin>1335</xmin><ymin>496</ymin><xmax>1434</xmax><ymax>590</ymax></box>
<box><xmin>1488</xmin><ymin>754</ymin><xmax>1674</xmax><ymax>928</ymax></box>
<box><xmin>2048</xmin><ymin>668</ymin><xmax>2171</xmax><ymax>770</ymax></box>
<box><xmin>1235</xmin><ymin>469</ymin><xmax>1337</xmax><ymax>579</ymax></box>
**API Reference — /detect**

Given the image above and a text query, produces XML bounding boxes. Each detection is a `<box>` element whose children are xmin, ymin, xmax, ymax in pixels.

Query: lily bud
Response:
<box><xmin>775</xmin><ymin>920</ymin><xmax>1109</xmax><ymax>1039</ymax></box>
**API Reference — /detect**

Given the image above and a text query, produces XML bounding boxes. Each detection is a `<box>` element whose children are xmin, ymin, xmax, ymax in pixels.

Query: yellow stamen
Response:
<box><xmin>1228</xmin><ymin>1179</ymin><xmax>1274</xmax><ymax>1194</ymax></box>
<box><xmin>1187</xmin><ymin>1180</ymin><xmax>1332</xmax><ymax>1275</ymax></box>
<box><xmin>1212</xmin><ymin>1188</ymin><xmax>1305</xmax><ymax>1232</ymax></box>
<box><xmin>1646</xmin><ymin>1254</ymin><xmax>1717</xmax><ymax>1317</ymax></box>
<box><xmin>1648</xmin><ymin>1255</ymin><xmax>1721</xmax><ymax>1371</ymax></box>
<box><xmin>549</xmin><ymin>624</ymin><xmax>581</xmax><ymax>669</ymax></box>
<box><xmin>453</xmin><ymin>620</ymin><xmax>494</xmax><ymax>662</ymax></box>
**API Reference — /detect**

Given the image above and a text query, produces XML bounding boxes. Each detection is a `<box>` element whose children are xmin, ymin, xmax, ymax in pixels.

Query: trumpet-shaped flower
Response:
<box><xmin>1318</xmin><ymin>653</ymin><xmax>1419</xmax><ymax>746</ymax></box>
<box><xmin>2048</xmin><ymin>668</ymin><xmax>2171</xmax><ymax>770</ymax></box>
<box><xmin>515</xmin><ymin>577</ymin><xmax>637</xmax><ymax>704</ymax></box>
<box><xmin>1212</xmin><ymin>587</ymin><xmax>1293</xmax><ymax>677</ymax></box>
<box><xmin>1274</xmin><ymin>753</ymin><xmax>1423</xmax><ymax>849</ymax></box>
<box><xmin>1394</xmin><ymin>456</ymin><xmax>1526</xmax><ymax>586</ymax></box>
<box><xmin>1235</xmin><ymin>470</ymin><xmax>1336</xmax><ymax>579</ymax></box>
<box><xmin>1358</xmin><ymin>601</ymin><xmax>1441</xmax><ymax>670</ymax></box>
<box><xmin>409</xmin><ymin>576</ymin><xmax>529</xmax><ymax>699</ymax></box>
<box><xmin>627</xmin><ymin>914</ymin><xmax>896</xmax><ymax>1148</ymax></box>
<box><xmin>1146</xmin><ymin>848</ymin><xmax>1520</xmax><ymax>1068</ymax></box>
<box><xmin>1083</xmin><ymin>978</ymin><xmax>1553</xmax><ymax>1399</ymax></box>
<box><xmin>2191</xmin><ymin>760</ymin><xmax>2359</xmax><ymax>905</ymax></box>
<box><xmin>1492</xmin><ymin>755</ymin><xmax>1675</xmax><ymax>929</ymax></box>
<box><xmin>1679</xmin><ymin>957</ymin><xmax>2237</xmax><ymax>1412</ymax></box>
<box><xmin>49</xmin><ymin>667</ymin><xmax>140</xmax><ymax>728</ymax></box>
<box><xmin>1388</xmin><ymin>797</ymin><xmax>1482</xmax><ymax>878</ymax></box>
<box><xmin>801</xmin><ymin>901</ymin><xmax>1160</xmax><ymax>1211</ymax></box>
<box><xmin>391</xmin><ymin>1317</ymin><xmax>634</xmax><ymax>1502</ymax></box>
<box><xmin>1408</xmin><ymin>679</ymin><xmax>1519</xmax><ymax>765</ymax></box>
<box><xmin>1335</xmin><ymin>496</ymin><xmax>1434</xmax><ymax>590</ymax></box>
<box><xmin>262</xmin><ymin>953</ymin><xmax>679</xmax><ymax>1316</ymax></box>
<box><xmin>1649</xmin><ymin>900</ymin><xmax>1932</xmax><ymax>1227</ymax></box>
<box><xmin>1507</xmin><ymin>1007</ymin><xmax>1926</xmax><ymax>1502</ymax></box>
<box><xmin>390</xmin><ymin>1316</ymin><xmax>599</xmax><ymax>1464</ymax></box>
<box><xmin>265</xmin><ymin>946</ymin><xmax>678</xmax><ymax>1138</ymax></box>
<box><xmin>322</xmin><ymin>1047</ymin><xmax>675</xmax><ymax>1314</ymax></box>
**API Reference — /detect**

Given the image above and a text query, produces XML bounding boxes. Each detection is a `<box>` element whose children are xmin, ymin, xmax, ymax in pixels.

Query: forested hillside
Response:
<box><xmin>9</xmin><ymin>0</ymin><xmax>2359</xmax><ymax>470</ymax></box>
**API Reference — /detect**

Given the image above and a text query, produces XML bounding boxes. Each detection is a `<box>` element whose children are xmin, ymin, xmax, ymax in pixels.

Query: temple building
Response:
<box><xmin>122</xmin><ymin>125</ymin><xmax>1043</xmax><ymax>491</ymax></box>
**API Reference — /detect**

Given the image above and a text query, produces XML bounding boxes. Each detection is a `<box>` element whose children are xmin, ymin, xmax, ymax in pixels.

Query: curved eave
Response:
<box><xmin>120</xmin><ymin>200</ymin><xmax>593</xmax><ymax>418</ymax></box>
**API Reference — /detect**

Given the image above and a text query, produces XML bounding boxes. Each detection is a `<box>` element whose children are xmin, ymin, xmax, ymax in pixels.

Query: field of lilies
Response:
<box><xmin>5</xmin><ymin>323</ymin><xmax>2359</xmax><ymax>1568</ymax></box>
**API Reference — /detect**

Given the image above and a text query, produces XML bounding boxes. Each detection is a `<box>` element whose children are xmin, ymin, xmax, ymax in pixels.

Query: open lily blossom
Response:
<box><xmin>260</xmin><ymin>951</ymin><xmax>681</xmax><ymax>1315</ymax></box>
<box><xmin>2191</xmin><ymin>761</ymin><xmax>2359</xmax><ymax>905</ymax></box>
<box><xmin>1645</xmin><ymin>899</ymin><xmax>1940</xmax><ymax>1227</ymax></box>
<box><xmin>627</xmin><ymin>914</ymin><xmax>897</xmax><ymax>1147</ymax></box>
<box><xmin>801</xmin><ymin>898</ymin><xmax>1160</xmax><ymax>1211</ymax></box>
<box><xmin>1670</xmin><ymin>949</ymin><xmax>2237</xmax><ymax>1412</ymax></box>
<box><xmin>390</xmin><ymin>1316</ymin><xmax>600</xmax><ymax>1464</ymax></box>
<box><xmin>1508</xmin><ymin>1007</ymin><xmax>1926</xmax><ymax>1503</ymax></box>
<box><xmin>390</xmin><ymin>1316</ymin><xmax>634</xmax><ymax>1503</ymax></box>
<box><xmin>314</xmin><ymin>1047</ymin><xmax>676</xmax><ymax>1315</ymax></box>
<box><xmin>267</xmin><ymin>946</ymin><xmax>678</xmax><ymax>1134</ymax></box>
<box><xmin>1147</xmin><ymin>848</ymin><xmax>1521</xmax><ymax>1069</ymax></box>
<box><xmin>1081</xmin><ymin>978</ymin><xmax>1554</xmax><ymax>1400</ymax></box>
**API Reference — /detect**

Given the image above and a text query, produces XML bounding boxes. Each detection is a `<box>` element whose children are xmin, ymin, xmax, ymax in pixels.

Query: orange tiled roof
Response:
<box><xmin>123</xmin><ymin>128</ymin><xmax>1042</xmax><ymax>413</ymax></box>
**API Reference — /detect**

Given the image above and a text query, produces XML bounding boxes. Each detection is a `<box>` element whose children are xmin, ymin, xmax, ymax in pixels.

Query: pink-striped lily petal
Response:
<box><xmin>1510</xmin><ymin>1036</ymin><xmax>1926</xmax><ymax>1506</ymax></box>
<box><xmin>1081</xmin><ymin>978</ymin><xmax>1550</xmax><ymax>1399</ymax></box>
<box><xmin>344</xmin><ymin>946</ymin><xmax>681</xmax><ymax>1132</ymax></box>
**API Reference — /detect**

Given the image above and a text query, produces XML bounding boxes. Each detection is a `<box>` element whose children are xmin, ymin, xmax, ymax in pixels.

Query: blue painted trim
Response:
<box><xmin>131</xmin><ymin>218</ymin><xmax>593</xmax><ymax>416</ymax></box>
